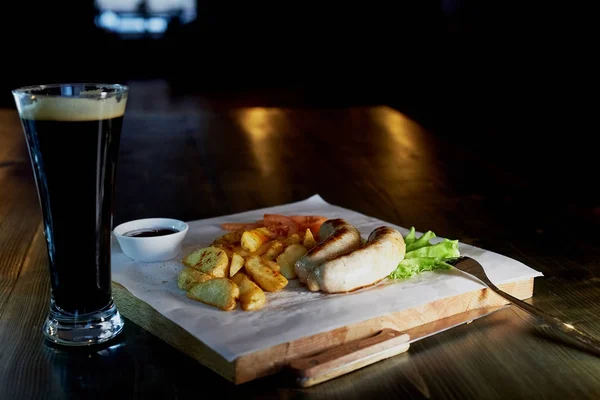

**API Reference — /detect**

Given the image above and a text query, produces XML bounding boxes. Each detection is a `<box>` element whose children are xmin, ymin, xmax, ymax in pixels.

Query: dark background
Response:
<box><xmin>1</xmin><ymin>0</ymin><xmax>596</xmax><ymax>206</ymax></box>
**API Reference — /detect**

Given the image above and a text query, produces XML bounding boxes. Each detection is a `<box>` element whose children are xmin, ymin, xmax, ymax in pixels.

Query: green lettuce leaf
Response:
<box><xmin>405</xmin><ymin>239</ymin><xmax>460</xmax><ymax>259</ymax></box>
<box><xmin>405</xmin><ymin>230</ymin><xmax>436</xmax><ymax>252</ymax></box>
<box><xmin>389</xmin><ymin>258</ymin><xmax>445</xmax><ymax>279</ymax></box>
<box><xmin>389</xmin><ymin>227</ymin><xmax>460</xmax><ymax>280</ymax></box>
<box><xmin>404</xmin><ymin>227</ymin><xmax>416</xmax><ymax>245</ymax></box>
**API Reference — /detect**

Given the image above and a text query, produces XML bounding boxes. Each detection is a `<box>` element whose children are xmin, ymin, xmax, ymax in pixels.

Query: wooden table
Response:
<box><xmin>1</xmin><ymin>80</ymin><xmax>599</xmax><ymax>399</ymax></box>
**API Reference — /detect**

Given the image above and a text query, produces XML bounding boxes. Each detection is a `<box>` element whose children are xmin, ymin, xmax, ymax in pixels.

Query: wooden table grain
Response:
<box><xmin>1</xmin><ymin>81</ymin><xmax>599</xmax><ymax>399</ymax></box>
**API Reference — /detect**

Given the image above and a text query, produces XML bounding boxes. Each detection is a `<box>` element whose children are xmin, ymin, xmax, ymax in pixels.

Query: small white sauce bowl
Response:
<box><xmin>113</xmin><ymin>218</ymin><xmax>189</xmax><ymax>262</ymax></box>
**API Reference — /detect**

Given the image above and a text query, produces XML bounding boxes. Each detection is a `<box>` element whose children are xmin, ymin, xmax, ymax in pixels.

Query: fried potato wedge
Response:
<box><xmin>211</xmin><ymin>231</ymin><xmax>243</xmax><ymax>246</ymax></box>
<box><xmin>213</xmin><ymin>243</ymin><xmax>235</xmax><ymax>258</ymax></box>
<box><xmin>233</xmin><ymin>245</ymin><xmax>249</xmax><ymax>257</ymax></box>
<box><xmin>262</xmin><ymin>259</ymin><xmax>280</xmax><ymax>273</ymax></box>
<box><xmin>282</xmin><ymin>233</ymin><xmax>302</xmax><ymax>246</ymax></box>
<box><xmin>303</xmin><ymin>228</ymin><xmax>317</xmax><ymax>249</ymax></box>
<box><xmin>229</xmin><ymin>253</ymin><xmax>245</xmax><ymax>277</ymax></box>
<box><xmin>245</xmin><ymin>255</ymin><xmax>288</xmax><ymax>292</ymax></box>
<box><xmin>263</xmin><ymin>240</ymin><xmax>284</xmax><ymax>260</ymax></box>
<box><xmin>187</xmin><ymin>278</ymin><xmax>240</xmax><ymax>311</ymax></box>
<box><xmin>177</xmin><ymin>267</ymin><xmax>213</xmax><ymax>290</ymax></box>
<box><xmin>249</xmin><ymin>241</ymin><xmax>273</xmax><ymax>257</ymax></box>
<box><xmin>241</xmin><ymin>227</ymin><xmax>273</xmax><ymax>252</ymax></box>
<box><xmin>182</xmin><ymin>246</ymin><xmax>229</xmax><ymax>278</ymax></box>
<box><xmin>276</xmin><ymin>243</ymin><xmax>308</xmax><ymax>279</ymax></box>
<box><xmin>232</xmin><ymin>272</ymin><xmax>266</xmax><ymax>311</ymax></box>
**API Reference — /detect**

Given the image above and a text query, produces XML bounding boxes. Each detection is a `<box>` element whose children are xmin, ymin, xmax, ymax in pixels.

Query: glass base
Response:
<box><xmin>43</xmin><ymin>300</ymin><xmax>124</xmax><ymax>346</ymax></box>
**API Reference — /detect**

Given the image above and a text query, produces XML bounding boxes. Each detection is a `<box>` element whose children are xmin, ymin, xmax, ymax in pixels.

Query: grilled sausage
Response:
<box><xmin>294</xmin><ymin>218</ymin><xmax>362</xmax><ymax>284</ymax></box>
<box><xmin>306</xmin><ymin>226</ymin><xmax>405</xmax><ymax>293</ymax></box>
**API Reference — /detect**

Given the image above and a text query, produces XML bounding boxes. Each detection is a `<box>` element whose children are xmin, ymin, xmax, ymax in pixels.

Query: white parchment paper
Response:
<box><xmin>111</xmin><ymin>194</ymin><xmax>543</xmax><ymax>362</ymax></box>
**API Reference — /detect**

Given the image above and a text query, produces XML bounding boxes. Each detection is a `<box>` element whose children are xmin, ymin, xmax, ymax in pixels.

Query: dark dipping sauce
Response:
<box><xmin>124</xmin><ymin>228</ymin><xmax>179</xmax><ymax>238</ymax></box>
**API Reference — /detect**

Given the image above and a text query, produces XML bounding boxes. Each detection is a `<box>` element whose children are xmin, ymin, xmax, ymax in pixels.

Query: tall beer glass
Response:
<box><xmin>12</xmin><ymin>83</ymin><xmax>128</xmax><ymax>346</ymax></box>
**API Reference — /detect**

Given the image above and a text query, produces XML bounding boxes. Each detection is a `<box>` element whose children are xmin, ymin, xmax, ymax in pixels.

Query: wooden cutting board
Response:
<box><xmin>112</xmin><ymin>277</ymin><xmax>534</xmax><ymax>385</ymax></box>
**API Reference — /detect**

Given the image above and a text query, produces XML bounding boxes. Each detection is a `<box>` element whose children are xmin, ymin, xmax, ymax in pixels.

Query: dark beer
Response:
<box><xmin>20</xmin><ymin>106</ymin><xmax>124</xmax><ymax>315</ymax></box>
<box><xmin>14</xmin><ymin>84</ymin><xmax>127</xmax><ymax>345</ymax></box>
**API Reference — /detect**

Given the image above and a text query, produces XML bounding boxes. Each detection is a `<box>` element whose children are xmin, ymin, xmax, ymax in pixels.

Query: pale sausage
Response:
<box><xmin>294</xmin><ymin>218</ymin><xmax>362</xmax><ymax>284</ymax></box>
<box><xmin>306</xmin><ymin>226</ymin><xmax>405</xmax><ymax>293</ymax></box>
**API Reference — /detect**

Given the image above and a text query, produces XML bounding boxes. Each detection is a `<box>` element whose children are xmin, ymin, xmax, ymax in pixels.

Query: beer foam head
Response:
<box><xmin>13</xmin><ymin>85</ymin><xmax>128</xmax><ymax>121</ymax></box>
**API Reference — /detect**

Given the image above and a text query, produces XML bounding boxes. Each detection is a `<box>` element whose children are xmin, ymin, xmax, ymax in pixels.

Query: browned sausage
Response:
<box><xmin>294</xmin><ymin>218</ymin><xmax>362</xmax><ymax>284</ymax></box>
<box><xmin>306</xmin><ymin>226</ymin><xmax>405</xmax><ymax>293</ymax></box>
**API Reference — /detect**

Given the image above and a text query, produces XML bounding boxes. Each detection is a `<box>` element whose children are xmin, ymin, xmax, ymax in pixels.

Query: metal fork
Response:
<box><xmin>450</xmin><ymin>256</ymin><xmax>600</xmax><ymax>357</ymax></box>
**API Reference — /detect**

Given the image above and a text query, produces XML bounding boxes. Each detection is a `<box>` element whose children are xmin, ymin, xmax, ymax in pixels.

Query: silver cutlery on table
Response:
<box><xmin>449</xmin><ymin>256</ymin><xmax>600</xmax><ymax>357</ymax></box>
